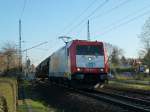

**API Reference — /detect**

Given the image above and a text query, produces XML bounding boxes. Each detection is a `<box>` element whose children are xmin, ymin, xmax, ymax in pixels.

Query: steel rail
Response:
<box><xmin>76</xmin><ymin>89</ymin><xmax>150</xmax><ymax>112</ymax></box>
<box><xmin>105</xmin><ymin>86</ymin><xmax>150</xmax><ymax>96</ymax></box>
<box><xmin>35</xmin><ymin>80</ymin><xmax>150</xmax><ymax>112</ymax></box>
<box><xmin>90</xmin><ymin>89</ymin><xmax>150</xmax><ymax>106</ymax></box>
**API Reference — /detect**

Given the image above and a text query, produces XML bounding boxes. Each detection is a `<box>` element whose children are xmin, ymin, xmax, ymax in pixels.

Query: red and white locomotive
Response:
<box><xmin>35</xmin><ymin>40</ymin><xmax>109</xmax><ymax>88</ymax></box>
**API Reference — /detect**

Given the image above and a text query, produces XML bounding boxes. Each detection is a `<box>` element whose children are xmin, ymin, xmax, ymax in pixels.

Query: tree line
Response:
<box><xmin>139</xmin><ymin>17</ymin><xmax>150</xmax><ymax>75</ymax></box>
<box><xmin>0</xmin><ymin>42</ymin><xmax>20</xmax><ymax>75</ymax></box>
<box><xmin>105</xmin><ymin>17</ymin><xmax>150</xmax><ymax>75</ymax></box>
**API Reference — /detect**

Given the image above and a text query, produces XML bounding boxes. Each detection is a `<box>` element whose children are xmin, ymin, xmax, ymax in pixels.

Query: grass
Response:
<box><xmin>18</xmin><ymin>100</ymin><xmax>59</xmax><ymax>112</ymax></box>
<box><xmin>17</xmin><ymin>99</ymin><xmax>54</xmax><ymax>112</ymax></box>
<box><xmin>112</xmin><ymin>73</ymin><xmax>150</xmax><ymax>84</ymax></box>
<box><xmin>113</xmin><ymin>72</ymin><xmax>150</xmax><ymax>80</ymax></box>
<box><xmin>134</xmin><ymin>73</ymin><xmax>150</xmax><ymax>81</ymax></box>
<box><xmin>0</xmin><ymin>77</ymin><xmax>17</xmax><ymax>112</ymax></box>
<box><xmin>17</xmin><ymin>80</ymin><xmax>60</xmax><ymax>112</ymax></box>
<box><xmin>108</xmin><ymin>80</ymin><xmax>150</xmax><ymax>91</ymax></box>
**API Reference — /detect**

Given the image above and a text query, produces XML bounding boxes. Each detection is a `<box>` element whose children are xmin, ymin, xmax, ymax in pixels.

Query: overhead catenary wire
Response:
<box><xmin>65</xmin><ymin>0</ymin><xmax>131</xmax><ymax>36</ymax></box>
<box><xmin>22</xmin><ymin>41</ymin><xmax>48</xmax><ymax>52</ymax></box>
<box><xmin>91</xmin><ymin>0</ymin><xmax>131</xmax><ymax>20</ymax></box>
<box><xmin>66</xmin><ymin>0</ymin><xmax>109</xmax><ymax>35</ymax></box>
<box><xmin>60</xmin><ymin>0</ymin><xmax>98</xmax><ymax>36</ymax></box>
<box><xmin>68</xmin><ymin>0</ymin><xmax>131</xmax><ymax>38</ymax></box>
<box><xmin>95</xmin><ymin>9</ymin><xmax>150</xmax><ymax>36</ymax></box>
<box><xmin>97</xmin><ymin>3</ymin><xmax>150</xmax><ymax>34</ymax></box>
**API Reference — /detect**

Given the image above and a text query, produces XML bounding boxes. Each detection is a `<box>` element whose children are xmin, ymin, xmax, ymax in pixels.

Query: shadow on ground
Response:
<box><xmin>18</xmin><ymin>80</ymin><xmax>122</xmax><ymax>112</ymax></box>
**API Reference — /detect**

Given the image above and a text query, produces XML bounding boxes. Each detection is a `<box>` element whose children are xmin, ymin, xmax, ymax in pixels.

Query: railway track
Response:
<box><xmin>84</xmin><ymin>89</ymin><xmax>150</xmax><ymax>112</ymax></box>
<box><xmin>101</xmin><ymin>86</ymin><xmax>150</xmax><ymax>101</ymax></box>
<box><xmin>58</xmin><ymin>86</ymin><xmax>150</xmax><ymax>112</ymax></box>
<box><xmin>104</xmin><ymin>85</ymin><xmax>150</xmax><ymax>96</ymax></box>
<box><xmin>35</xmin><ymin>80</ymin><xmax>150</xmax><ymax>112</ymax></box>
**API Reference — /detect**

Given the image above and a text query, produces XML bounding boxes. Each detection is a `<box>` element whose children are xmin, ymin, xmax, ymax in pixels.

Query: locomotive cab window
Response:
<box><xmin>76</xmin><ymin>45</ymin><xmax>104</xmax><ymax>55</ymax></box>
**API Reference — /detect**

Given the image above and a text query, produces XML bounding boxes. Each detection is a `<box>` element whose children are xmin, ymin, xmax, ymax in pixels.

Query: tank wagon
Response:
<box><xmin>35</xmin><ymin>40</ymin><xmax>109</xmax><ymax>88</ymax></box>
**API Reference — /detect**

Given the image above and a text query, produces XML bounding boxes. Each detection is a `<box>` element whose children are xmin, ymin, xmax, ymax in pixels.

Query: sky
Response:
<box><xmin>0</xmin><ymin>0</ymin><xmax>150</xmax><ymax>66</ymax></box>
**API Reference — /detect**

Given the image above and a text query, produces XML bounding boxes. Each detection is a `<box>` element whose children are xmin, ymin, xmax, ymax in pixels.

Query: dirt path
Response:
<box><xmin>18</xmin><ymin>82</ymin><xmax>35</xmax><ymax>112</ymax></box>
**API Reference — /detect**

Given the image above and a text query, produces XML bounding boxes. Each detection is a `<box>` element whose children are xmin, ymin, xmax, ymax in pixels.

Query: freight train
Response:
<box><xmin>35</xmin><ymin>40</ymin><xmax>109</xmax><ymax>88</ymax></box>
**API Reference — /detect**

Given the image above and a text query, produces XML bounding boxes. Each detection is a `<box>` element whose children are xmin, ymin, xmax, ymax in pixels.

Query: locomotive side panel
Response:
<box><xmin>49</xmin><ymin>47</ymin><xmax>69</xmax><ymax>77</ymax></box>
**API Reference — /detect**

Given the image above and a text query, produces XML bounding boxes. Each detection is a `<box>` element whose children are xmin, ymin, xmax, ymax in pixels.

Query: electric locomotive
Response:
<box><xmin>35</xmin><ymin>40</ymin><xmax>109</xmax><ymax>88</ymax></box>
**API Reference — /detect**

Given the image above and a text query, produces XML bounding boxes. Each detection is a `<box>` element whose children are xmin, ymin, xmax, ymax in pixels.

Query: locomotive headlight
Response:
<box><xmin>77</xmin><ymin>68</ymin><xmax>81</xmax><ymax>71</ymax></box>
<box><xmin>100</xmin><ymin>68</ymin><xmax>104</xmax><ymax>72</ymax></box>
<box><xmin>88</xmin><ymin>57</ymin><xmax>92</xmax><ymax>61</ymax></box>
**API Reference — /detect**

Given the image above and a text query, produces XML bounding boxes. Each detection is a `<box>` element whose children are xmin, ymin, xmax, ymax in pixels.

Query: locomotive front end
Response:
<box><xmin>69</xmin><ymin>40</ymin><xmax>108</xmax><ymax>87</ymax></box>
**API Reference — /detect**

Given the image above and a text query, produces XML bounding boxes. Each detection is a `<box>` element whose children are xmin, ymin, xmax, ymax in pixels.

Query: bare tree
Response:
<box><xmin>111</xmin><ymin>47</ymin><xmax>123</xmax><ymax>67</ymax></box>
<box><xmin>120</xmin><ymin>56</ymin><xmax>128</xmax><ymax>66</ymax></box>
<box><xmin>139</xmin><ymin>17</ymin><xmax>150</xmax><ymax>75</ymax></box>
<box><xmin>105</xmin><ymin>43</ymin><xmax>123</xmax><ymax>67</ymax></box>
<box><xmin>105</xmin><ymin>43</ymin><xmax>113</xmax><ymax>58</ymax></box>
<box><xmin>0</xmin><ymin>42</ymin><xmax>19</xmax><ymax>74</ymax></box>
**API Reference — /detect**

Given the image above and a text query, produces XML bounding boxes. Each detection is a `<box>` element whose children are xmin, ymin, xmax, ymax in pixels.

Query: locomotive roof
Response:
<box><xmin>70</xmin><ymin>39</ymin><xmax>103</xmax><ymax>43</ymax></box>
<box><xmin>68</xmin><ymin>40</ymin><xmax>103</xmax><ymax>46</ymax></box>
